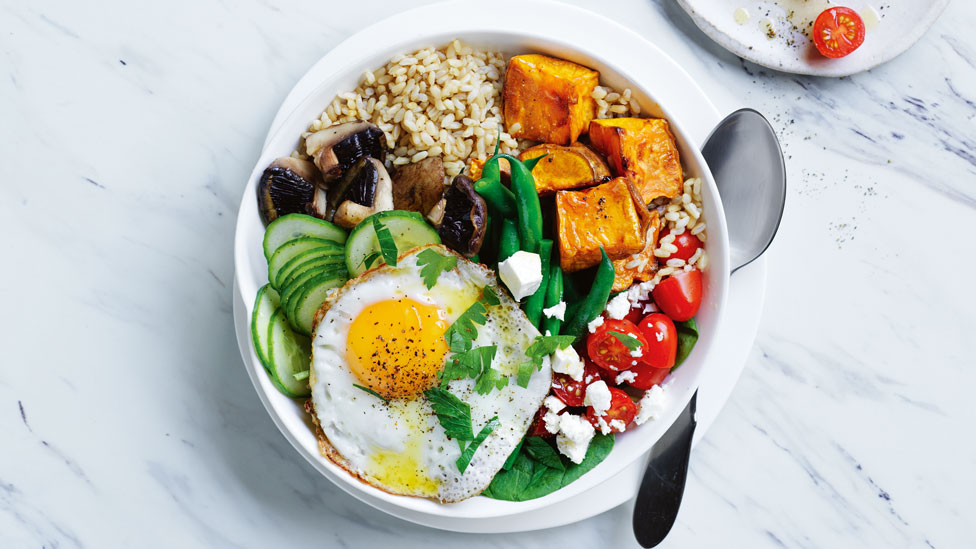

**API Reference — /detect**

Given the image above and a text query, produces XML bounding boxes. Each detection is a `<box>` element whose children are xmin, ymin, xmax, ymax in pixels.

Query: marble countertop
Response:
<box><xmin>2</xmin><ymin>0</ymin><xmax>973</xmax><ymax>547</ymax></box>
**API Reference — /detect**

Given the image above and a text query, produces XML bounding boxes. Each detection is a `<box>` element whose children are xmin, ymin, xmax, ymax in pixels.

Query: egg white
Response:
<box><xmin>309</xmin><ymin>245</ymin><xmax>551</xmax><ymax>502</ymax></box>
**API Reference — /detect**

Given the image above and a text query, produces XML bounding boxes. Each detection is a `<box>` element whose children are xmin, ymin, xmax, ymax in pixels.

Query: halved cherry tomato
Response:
<box><xmin>551</xmin><ymin>359</ymin><xmax>603</xmax><ymax>407</ymax></box>
<box><xmin>659</xmin><ymin>229</ymin><xmax>703</xmax><ymax>263</ymax></box>
<box><xmin>528</xmin><ymin>406</ymin><xmax>557</xmax><ymax>438</ymax></box>
<box><xmin>586</xmin><ymin>387</ymin><xmax>639</xmax><ymax>433</ymax></box>
<box><xmin>812</xmin><ymin>7</ymin><xmax>865</xmax><ymax>59</ymax></box>
<box><xmin>637</xmin><ymin>313</ymin><xmax>677</xmax><ymax>369</ymax></box>
<box><xmin>651</xmin><ymin>269</ymin><xmax>702</xmax><ymax>322</ymax></box>
<box><xmin>587</xmin><ymin>319</ymin><xmax>649</xmax><ymax>372</ymax></box>
<box><xmin>624</xmin><ymin>361</ymin><xmax>670</xmax><ymax>390</ymax></box>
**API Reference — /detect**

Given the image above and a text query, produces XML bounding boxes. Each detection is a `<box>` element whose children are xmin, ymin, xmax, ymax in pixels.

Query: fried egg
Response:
<box><xmin>309</xmin><ymin>245</ymin><xmax>551</xmax><ymax>502</ymax></box>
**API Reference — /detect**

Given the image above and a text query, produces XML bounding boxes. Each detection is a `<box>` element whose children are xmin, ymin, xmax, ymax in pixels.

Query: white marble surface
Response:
<box><xmin>1</xmin><ymin>0</ymin><xmax>973</xmax><ymax>547</ymax></box>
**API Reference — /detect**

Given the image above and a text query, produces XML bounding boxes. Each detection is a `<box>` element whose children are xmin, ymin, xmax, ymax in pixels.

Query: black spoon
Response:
<box><xmin>632</xmin><ymin>108</ymin><xmax>786</xmax><ymax>547</ymax></box>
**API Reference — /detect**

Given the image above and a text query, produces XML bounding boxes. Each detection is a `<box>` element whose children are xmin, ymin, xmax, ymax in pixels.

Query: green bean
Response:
<box><xmin>523</xmin><ymin>239</ymin><xmax>552</xmax><ymax>328</ymax></box>
<box><xmin>561</xmin><ymin>247</ymin><xmax>614</xmax><ymax>341</ymax></box>
<box><xmin>542</xmin><ymin>262</ymin><xmax>564</xmax><ymax>336</ymax></box>
<box><xmin>498</xmin><ymin>153</ymin><xmax>543</xmax><ymax>254</ymax></box>
<box><xmin>498</xmin><ymin>218</ymin><xmax>520</xmax><ymax>265</ymax></box>
<box><xmin>474</xmin><ymin>156</ymin><xmax>517</xmax><ymax>217</ymax></box>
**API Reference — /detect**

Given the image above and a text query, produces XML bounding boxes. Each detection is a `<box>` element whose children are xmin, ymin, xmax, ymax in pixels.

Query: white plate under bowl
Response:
<box><xmin>677</xmin><ymin>0</ymin><xmax>949</xmax><ymax>77</ymax></box>
<box><xmin>233</xmin><ymin>0</ymin><xmax>732</xmax><ymax>530</ymax></box>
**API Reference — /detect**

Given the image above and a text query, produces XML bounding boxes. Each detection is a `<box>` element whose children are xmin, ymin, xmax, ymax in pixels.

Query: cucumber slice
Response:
<box><xmin>289</xmin><ymin>273</ymin><xmax>347</xmax><ymax>335</ymax></box>
<box><xmin>276</xmin><ymin>249</ymin><xmax>345</xmax><ymax>291</ymax></box>
<box><xmin>345</xmin><ymin>210</ymin><xmax>441</xmax><ymax>277</ymax></box>
<box><xmin>250</xmin><ymin>285</ymin><xmax>280</xmax><ymax>372</ymax></box>
<box><xmin>281</xmin><ymin>264</ymin><xmax>348</xmax><ymax>314</ymax></box>
<box><xmin>263</xmin><ymin>214</ymin><xmax>347</xmax><ymax>260</ymax></box>
<box><xmin>266</xmin><ymin>309</ymin><xmax>312</xmax><ymax>397</ymax></box>
<box><xmin>268</xmin><ymin>237</ymin><xmax>343</xmax><ymax>289</ymax></box>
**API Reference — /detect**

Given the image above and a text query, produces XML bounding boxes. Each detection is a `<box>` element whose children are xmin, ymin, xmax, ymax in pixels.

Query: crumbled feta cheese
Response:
<box><xmin>542</xmin><ymin>301</ymin><xmax>567</xmax><ymax>320</ymax></box>
<box><xmin>630</xmin><ymin>348</ymin><xmax>643</xmax><ymax>358</ymax></box>
<box><xmin>498</xmin><ymin>251</ymin><xmax>542</xmax><ymax>301</ymax></box>
<box><xmin>615</xmin><ymin>370</ymin><xmax>637</xmax><ymax>385</ymax></box>
<box><xmin>643</xmin><ymin>302</ymin><xmax>658</xmax><ymax>314</ymax></box>
<box><xmin>543</xmin><ymin>410</ymin><xmax>562</xmax><ymax>434</ymax></box>
<box><xmin>587</xmin><ymin>315</ymin><xmax>605</xmax><ymax>333</ymax></box>
<box><xmin>594</xmin><ymin>415</ymin><xmax>612</xmax><ymax>435</ymax></box>
<box><xmin>635</xmin><ymin>384</ymin><xmax>669</xmax><ymax>425</ymax></box>
<box><xmin>605</xmin><ymin>293</ymin><xmax>631</xmax><ymax>320</ymax></box>
<box><xmin>544</xmin><ymin>395</ymin><xmax>566</xmax><ymax>414</ymax></box>
<box><xmin>551</xmin><ymin>345</ymin><xmax>584</xmax><ymax>381</ymax></box>
<box><xmin>609</xmin><ymin>419</ymin><xmax>627</xmax><ymax>432</ymax></box>
<box><xmin>583</xmin><ymin>380</ymin><xmax>612</xmax><ymax>414</ymax></box>
<box><xmin>556</xmin><ymin>414</ymin><xmax>595</xmax><ymax>464</ymax></box>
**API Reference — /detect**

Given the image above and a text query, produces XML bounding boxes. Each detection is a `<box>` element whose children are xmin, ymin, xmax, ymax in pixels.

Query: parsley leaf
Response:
<box><xmin>525</xmin><ymin>334</ymin><xmax>576</xmax><ymax>359</ymax></box>
<box><xmin>371</xmin><ymin>216</ymin><xmax>399</xmax><ymax>267</ymax></box>
<box><xmin>353</xmin><ymin>384</ymin><xmax>389</xmax><ymax>403</ymax></box>
<box><xmin>516</xmin><ymin>360</ymin><xmax>537</xmax><ymax>388</ymax></box>
<box><xmin>607</xmin><ymin>330</ymin><xmax>642</xmax><ymax>351</ymax></box>
<box><xmin>425</xmin><ymin>387</ymin><xmax>474</xmax><ymax>441</ymax></box>
<box><xmin>440</xmin><ymin>346</ymin><xmax>497</xmax><ymax>387</ymax></box>
<box><xmin>474</xmin><ymin>367</ymin><xmax>508</xmax><ymax>395</ymax></box>
<box><xmin>456</xmin><ymin>416</ymin><xmax>500</xmax><ymax>473</ymax></box>
<box><xmin>361</xmin><ymin>251</ymin><xmax>382</xmax><ymax>269</ymax></box>
<box><xmin>416</xmin><ymin>248</ymin><xmax>458</xmax><ymax>289</ymax></box>
<box><xmin>443</xmin><ymin>286</ymin><xmax>498</xmax><ymax>349</ymax></box>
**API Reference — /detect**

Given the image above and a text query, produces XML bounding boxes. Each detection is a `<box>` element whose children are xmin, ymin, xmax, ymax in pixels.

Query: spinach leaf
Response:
<box><xmin>522</xmin><ymin>437</ymin><xmax>565</xmax><ymax>471</ymax></box>
<box><xmin>482</xmin><ymin>433</ymin><xmax>614</xmax><ymax>501</ymax></box>
<box><xmin>501</xmin><ymin>437</ymin><xmax>524</xmax><ymax>471</ymax></box>
<box><xmin>673</xmin><ymin>318</ymin><xmax>699</xmax><ymax>368</ymax></box>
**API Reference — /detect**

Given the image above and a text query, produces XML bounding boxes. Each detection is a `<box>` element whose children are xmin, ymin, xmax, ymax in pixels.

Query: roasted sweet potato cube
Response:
<box><xmin>504</xmin><ymin>54</ymin><xmax>598</xmax><ymax>145</ymax></box>
<box><xmin>556</xmin><ymin>177</ymin><xmax>651</xmax><ymax>272</ymax></box>
<box><xmin>519</xmin><ymin>142</ymin><xmax>611</xmax><ymax>195</ymax></box>
<box><xmin>588</xmin><ymin>118</ymin><xmax>683</xmax><ymax>203</ymax></box>
<box><xmin>612</xmin><ymin>211</ymin><xmax>662</xmax><ymax>291</ymax></box>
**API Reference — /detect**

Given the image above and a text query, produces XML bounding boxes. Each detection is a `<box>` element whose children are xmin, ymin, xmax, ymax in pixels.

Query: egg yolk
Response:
<box><xmin>346</xmin><ymin>298</ymin><xmax>449</xmax><ymax>399</ymax></box>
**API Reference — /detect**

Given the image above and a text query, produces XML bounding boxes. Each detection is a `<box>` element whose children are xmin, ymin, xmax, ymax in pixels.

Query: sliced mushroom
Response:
<box><xmin>433</xmin><ymin>175</ymin><xmax>488</xmax><ymax>257</ymax></box>
<box><xmin>257</xmin><ymin>157</ymin><xmax>327</xmax><ymax>225</ymax></box>
<box><xmin>330</xmin><ymin>157</ymin><xmax>394</xmax><ymax>229</ymax></box>
<box><xmin>305</xmin><ymin>122</ymin><xmax>386</xmax><ymax>182</ymax></box>
<box><xmin>392</xmin><ymin>157</ymin><xmax>447</xmax><ymax>214</ymax></box>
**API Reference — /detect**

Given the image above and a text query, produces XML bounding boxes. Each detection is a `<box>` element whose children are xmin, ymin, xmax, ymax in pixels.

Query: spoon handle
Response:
<box><xmin>632</xmin><ymin>391</ymin><xmax>697</xmax><ymax>548</ymax></box>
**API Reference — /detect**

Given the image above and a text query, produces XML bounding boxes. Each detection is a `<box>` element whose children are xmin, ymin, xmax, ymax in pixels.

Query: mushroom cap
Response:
<box><xmin>436</xmin><ymin>174</ymin><xmax>488</xmax><ymax>257</ymax></box>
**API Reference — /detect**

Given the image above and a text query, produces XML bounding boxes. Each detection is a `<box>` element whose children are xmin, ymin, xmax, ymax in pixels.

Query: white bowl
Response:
<box><xmin>233</xmin><ymin>0</ymin><xmax>730</xmax><ymax>524</ymax></box>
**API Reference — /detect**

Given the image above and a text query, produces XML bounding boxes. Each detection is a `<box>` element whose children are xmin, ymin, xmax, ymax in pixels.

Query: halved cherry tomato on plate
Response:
<box><xmin>659</xmin><ymin>229</ymin><xmax>703</xmax><ymax>263</ymax></box>
<box><xmin>812</xmin><ymin>7</ymin><xmax>866</xmax><ymax>59</ymax></box>
<box><xmin>551</xmin><ymin>359</ymin><xmax>603</xmax><ymax>407</ymax></box>
<box><xmin>587</xmin><ymin>319</ymin><xmax>649</xmax><ymax>372</ymax></box>
<box><xmin>624</xmin><ymin>361</ymin><xmax>670</xmax><ymax>391</ymax></box>
<box><xmin>586</xmin><ymin>387</ymin><xmax>639</xmax><ymax>433</ymax></box>
<box><xmin>652</xmin><ymin>268</ymin><xmax>702</xmax><ymax>322</ymax></box>
<box><xmin>637</xmin><ymin>313</ymin><xmax>677</xmax><ymax>369</ymax></box>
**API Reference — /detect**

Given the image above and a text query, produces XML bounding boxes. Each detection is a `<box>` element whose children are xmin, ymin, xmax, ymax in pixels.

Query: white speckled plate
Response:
<box><xmin>677</xmin><ymin>0</ymin><xmax>949</xmax><ymax>76</ymax></box>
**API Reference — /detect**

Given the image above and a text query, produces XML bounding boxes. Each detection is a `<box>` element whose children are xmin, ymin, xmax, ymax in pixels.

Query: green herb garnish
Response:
<box><xmin>455</xmin><ymin>416</ymin><xmax>500</xmax><ymax>473</ymax></box>
<box><xmin>515</xmin><ymin>334</ymin><xmax>576</xmax><ymax>388</ymax></box>
<box><xmin>443</xmin><ymin>286</ymin><xmax>500</xmax><ymax>351</ymax></box>
<box><xmin>372</xmin><ymin>216</ymin><xmax>398</xmax><ymax>267</ymax></box>
<box><xmin>416</xmin><ymin>248</ymin><xmax>457</xmax><ymax>289</ymax></box>
<box><xmin>353</xmin><ymin>384</ymin><xmax>389</xmax><ymax>403</ymax></box>
<box><xmin>293</xmin><ymin>370</ymin><xmax>310</xmax><ymax>381</ymax></box>
<box><xmin>674</xmin><ymin>318</ymin><xmax>698</xmax><ymax>368</ymax></box>
<box><xmin>424</xmin><ymin>387</ymin><xmax>474</xmax><ymax>441</ymax></box>
<box><xmin>474</xmin><ymin>367</ymin><xmax>509</xmax><ymax>395</ymax></box>
<box><xmin>441</xmin><ymin>345</ymin><xmax>497</xmax><ymax>386</ymax></box>
<box><xmin>608</xmin><ymin>330</ymin><xmax>642</xmax><ymax>351</ymax></box>
<box><xmin>361</xmin><ymin>251</ymin><xmax>382</xmax><ymax>269</ymax></box>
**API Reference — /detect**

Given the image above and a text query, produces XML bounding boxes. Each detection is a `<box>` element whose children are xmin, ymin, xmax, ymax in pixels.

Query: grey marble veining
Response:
<box><xmin>1</xmin><ymin>0</ymin><xmax>973</xmax><ymax>547</ymax></box>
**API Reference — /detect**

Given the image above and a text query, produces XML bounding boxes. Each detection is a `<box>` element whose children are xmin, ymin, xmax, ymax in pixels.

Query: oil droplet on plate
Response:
<box><xmin>734</xmin><ymin>7</ymin><xmax>750</xmax><ymax>25</ymax></box>
<box><xmin>861</xmin><ymin>5</ymin><xmax>881</xmax><ymax>31</ymax></box>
